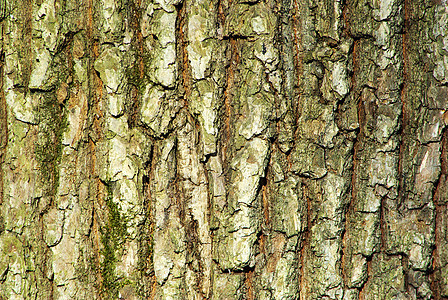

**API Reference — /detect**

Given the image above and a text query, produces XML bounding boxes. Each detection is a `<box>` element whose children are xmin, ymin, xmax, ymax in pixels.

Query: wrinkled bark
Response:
<box><xmin>0</xmin><ymin>0</ymin><xmax>447</xmax><ymax>299</ymax></box>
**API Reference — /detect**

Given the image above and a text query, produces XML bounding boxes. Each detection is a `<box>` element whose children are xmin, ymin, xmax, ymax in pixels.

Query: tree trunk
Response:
<box><xmin>0</xmin><ymin>0</ymin><xmax>447</xmax><ymax>299</ymax></box>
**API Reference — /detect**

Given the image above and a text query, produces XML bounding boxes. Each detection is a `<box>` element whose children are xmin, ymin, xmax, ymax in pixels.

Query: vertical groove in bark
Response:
<box><xmin>429</xmin><ymin>0</ymin><xmax>448</xmax><ymax>296</ymax></box>
<box><xmin>143</xmin><ymin>143</ymin><xmax>156</xmax><ymax>299</ymax></box>
<box><xmin>21</xmin><ymin>0</ymin><xmax>32</xmax><ymax>92</ymax></box>
<box><xmin>299</xmin><ymin>180</ymin><xmax>311</xmax><ymax>300</ymax></box>
<box><xmin>432</xmin><ymin>129</ymin><xmax>448</xmax><ymax>299</ymax></box>
<box><xmin>177</xmin><ymin>0</ymin><xmax>189</xmax><ymax>100</ymax></box>
<box><xmin>399</xmin><ymin>0</ymin><xmax>410</xmax><ymax>295</ymax></box>
<box><xmin>0</xmin><ymin>22</ymin><xmax>6</xmax><ymax>208</ymax></box>
<box><xmin>341</xmin><ymin>29</ymin><xmax>359</xmax><ymax>292</ymax></box>
<box><xmin>398</xmin><ymin>0</ymin><xmax>408</xmax><ymax>209</ymax></box>
<box><xmin>223</xmin><ymin>36</ymin><xmax>236</xmax><ymax>166</ymax></box>
<box><xmin>88</xmin><ymin>1</ymin><xmax>103</xmax><ymax>291</ymax></box>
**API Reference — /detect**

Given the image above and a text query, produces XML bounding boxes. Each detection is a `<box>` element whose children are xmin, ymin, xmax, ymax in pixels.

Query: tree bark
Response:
<box><xmin>0</xmin><ymin>0</ymin><xmax>447</xmax><ymax>299</ymax></box>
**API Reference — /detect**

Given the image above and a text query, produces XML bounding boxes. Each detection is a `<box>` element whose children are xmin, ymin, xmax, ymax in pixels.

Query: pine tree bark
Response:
<box><xmin>0</xmin><ymin>0</ymin><xmax>447</xmax><ymax>299</ymax></box>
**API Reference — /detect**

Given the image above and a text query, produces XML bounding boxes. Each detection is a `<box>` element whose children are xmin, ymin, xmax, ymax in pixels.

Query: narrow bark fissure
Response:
<box><xmin>291</xmin><ymin>0</ymin><xmax>301</xmax><ymax>120</ymax></box>
<box><xmin>176</xmin><ymin>0</ymin><xmax>190</xmax><ymax>102</ymax></box>
<box><xmin>431</xmin><ymin>128</ymin><xmax>448</xmax><ymax>299</ymax></box>
<box><xmin>278</xmin><ymin>0</ymin><xmax>295</xmax><ymax>113</ymax></box>
<box><xmin>143</xmin><ymin>144</ymin><xmax>156</xmax><ymax>298</ymax></box>
<box><xmin>357</xmin><ymin>254</ymin><xmax>372</xmax><ymax>300</ymax></box>
<box><xmin>261</xmin><ymin>175</ymin><xmax>270</xmax><ymax>233</ymax></box>
<box><xmin>127</xmin><ymin>0</ymin><xmax>144</xmax><ymax>129</ymax></box>
<box><xmin>342</xmin><ymin>1</ymin><xmax>363</xmax><ymax>290</ymax></box>
<box><xmin>186</xmin><ymin>216</ymin><xmax>205</xmax><ymax>298</ymax></box>
<box><xmin>21</xmin><ymin>0</ymin><xmax>33</xmax><ymax>92</ymax></box>
<box><xmin>91</xmin><ymin>201</ymin><xmax>103</xmax><ymax>299</ymax></box>
<box><xmin>146</xmin><ymin>143</ymin><xmax>159</xmax><ymax>300</ymax></box>
<box><xmin>397</xmin><ymin>0</ymin><xmax>409</xmax><ymax>211</ymax></box>
<box><xmin>0</xmin><ymin>37</ymin><xmax>6</xmax><ymax>207</ymax></box>
<box><xmin>255</xmin><ymin>170</ymin><xmax>269</xmax><ymax>280</ymax></box>
<box><xmin>244</xmin><ymin>269</ymin><xmax>254</xmax><ymax>300</ymax></box>
<box><xmin>86</xmin><ymin>4</ymin><xmax>110</xmax><ymax>295</ymax></box>
<box><xmin>379</xmin><ymin>196</ymin><xmax>387</xmax><ymax>254</ymax></box>
<box><xmin>222</xmin><ymin>37</ymin><xmax>237</xmax><ymax>172</ymax></box>
<box><xmin>299</xmin><ymin>179</ymin><xmax>311</xmax><ymax>300</ymax></box>
<box><xmin>401</xmin><ymin>254</ymin><xmax>411</xmax><ymax>296</ymax></box>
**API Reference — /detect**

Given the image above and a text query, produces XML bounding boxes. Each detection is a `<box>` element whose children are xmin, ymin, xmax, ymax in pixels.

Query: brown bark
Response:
<box><xmin>0</xmin><ymin>0</ymin><xmax>447</xmax><ymax>299</ymax></box>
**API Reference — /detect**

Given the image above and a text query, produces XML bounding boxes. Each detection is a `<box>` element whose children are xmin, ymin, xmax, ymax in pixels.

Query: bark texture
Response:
<box><xmin>0</xmin><ymin>0</ymin><xmax>447</xmax><ymax>299</ymax></box>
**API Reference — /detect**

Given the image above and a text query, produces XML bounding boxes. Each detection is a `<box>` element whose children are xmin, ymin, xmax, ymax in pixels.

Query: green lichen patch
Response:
<box><xmin>99</xmin><ymin>185</ymin><xmax>129</xmax><ymax>298</ymax></box>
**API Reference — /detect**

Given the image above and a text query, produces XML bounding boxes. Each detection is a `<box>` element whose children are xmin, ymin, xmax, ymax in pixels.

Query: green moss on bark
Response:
<box><xmin>100</xmin><ymin>185</ymin><xmax>129</xmax><ymax>298</ymax></box>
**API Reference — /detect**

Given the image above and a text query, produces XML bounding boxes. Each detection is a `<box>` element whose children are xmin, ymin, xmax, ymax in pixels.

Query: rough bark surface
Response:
<box><xmin>0</xmin><ymin>0</ymin><xmax>447</xmax><ymax>299</ymax></box>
